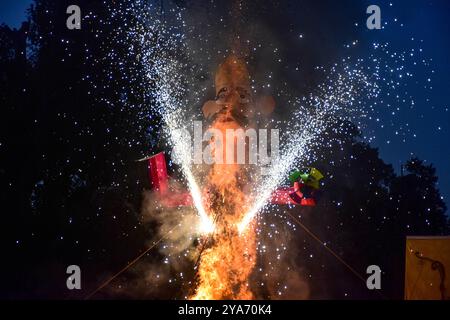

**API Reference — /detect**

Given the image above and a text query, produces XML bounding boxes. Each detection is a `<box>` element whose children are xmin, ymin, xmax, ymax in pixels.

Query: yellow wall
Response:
<box><xmin>404</xmin><ymin>236</ymin><xmax>450</xmax><ymax>300</ymax></box>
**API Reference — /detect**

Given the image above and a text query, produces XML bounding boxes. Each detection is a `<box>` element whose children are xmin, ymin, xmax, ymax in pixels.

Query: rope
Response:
<box><xmin>286</xmin><ymin>211</ymin><xmax>369</xmax><ymax>286</ymax></box>
<box><xmin>84</xmin><ymin>223</ymin><xmax>180</xmax><ymax>300</ymax></box>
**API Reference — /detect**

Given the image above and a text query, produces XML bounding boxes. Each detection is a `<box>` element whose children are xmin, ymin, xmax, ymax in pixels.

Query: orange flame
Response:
<box><xmin>190</xmin><ymin>117</ymin><xmax>257</xmax><ymax>300</ymax></box>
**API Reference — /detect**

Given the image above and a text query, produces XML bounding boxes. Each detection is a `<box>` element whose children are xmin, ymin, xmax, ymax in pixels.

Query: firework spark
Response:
<box><xmin>239</xmin><ymin>66</ymin><xmax>379</xmax><ymax>233</ymax></box>
<box><xmin>83</xmin><ymin>0</ymin><xmax>438</xmax><ymax>300</ymax></box>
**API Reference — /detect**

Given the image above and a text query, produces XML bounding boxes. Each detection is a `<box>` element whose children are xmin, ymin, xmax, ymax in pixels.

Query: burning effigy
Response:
<box><xmin>83</xmin><ymin>4</ymin><xmax>389</xmax><ymax>301</ymax></box>
<box><xmin>145</xmin><ymin>55</ymin><xmax>322</xmax><ymax>299</ymax></box>
<box><xmin>191</xmin><ymin>55</ymin><xmax>264</xmax><ymax>299</ymax></box>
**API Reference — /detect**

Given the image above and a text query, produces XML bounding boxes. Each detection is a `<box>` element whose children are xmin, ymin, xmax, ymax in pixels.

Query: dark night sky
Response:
<box><xmin>361</xmin><ymin>0</ymin><xmax>450</xmax><ymax>208</ymax></box>
<box><xmin>1</xmin><ymin>0</ymin><xmax>449</xmax><ymax>204</ymax></box>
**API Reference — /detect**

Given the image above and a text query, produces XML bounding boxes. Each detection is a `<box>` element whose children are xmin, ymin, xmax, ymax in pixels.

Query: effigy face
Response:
<box><xmin>202</xmin><ymin>55</ymin><xmax>275</xmax><ymax>126</ymax></box>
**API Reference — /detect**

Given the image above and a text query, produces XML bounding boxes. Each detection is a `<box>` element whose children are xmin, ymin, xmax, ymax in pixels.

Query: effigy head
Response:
<box><xmin>202</xmin><ymin>55</ymin><xmax>275</xmax><ymax>124</ymax></box>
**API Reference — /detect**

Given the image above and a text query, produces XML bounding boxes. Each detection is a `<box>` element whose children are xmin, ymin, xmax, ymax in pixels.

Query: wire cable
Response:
<box><xmin>84</xmin><ymin>223</ymin><xmax>180</xmax><ymax>300</ymax></box>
